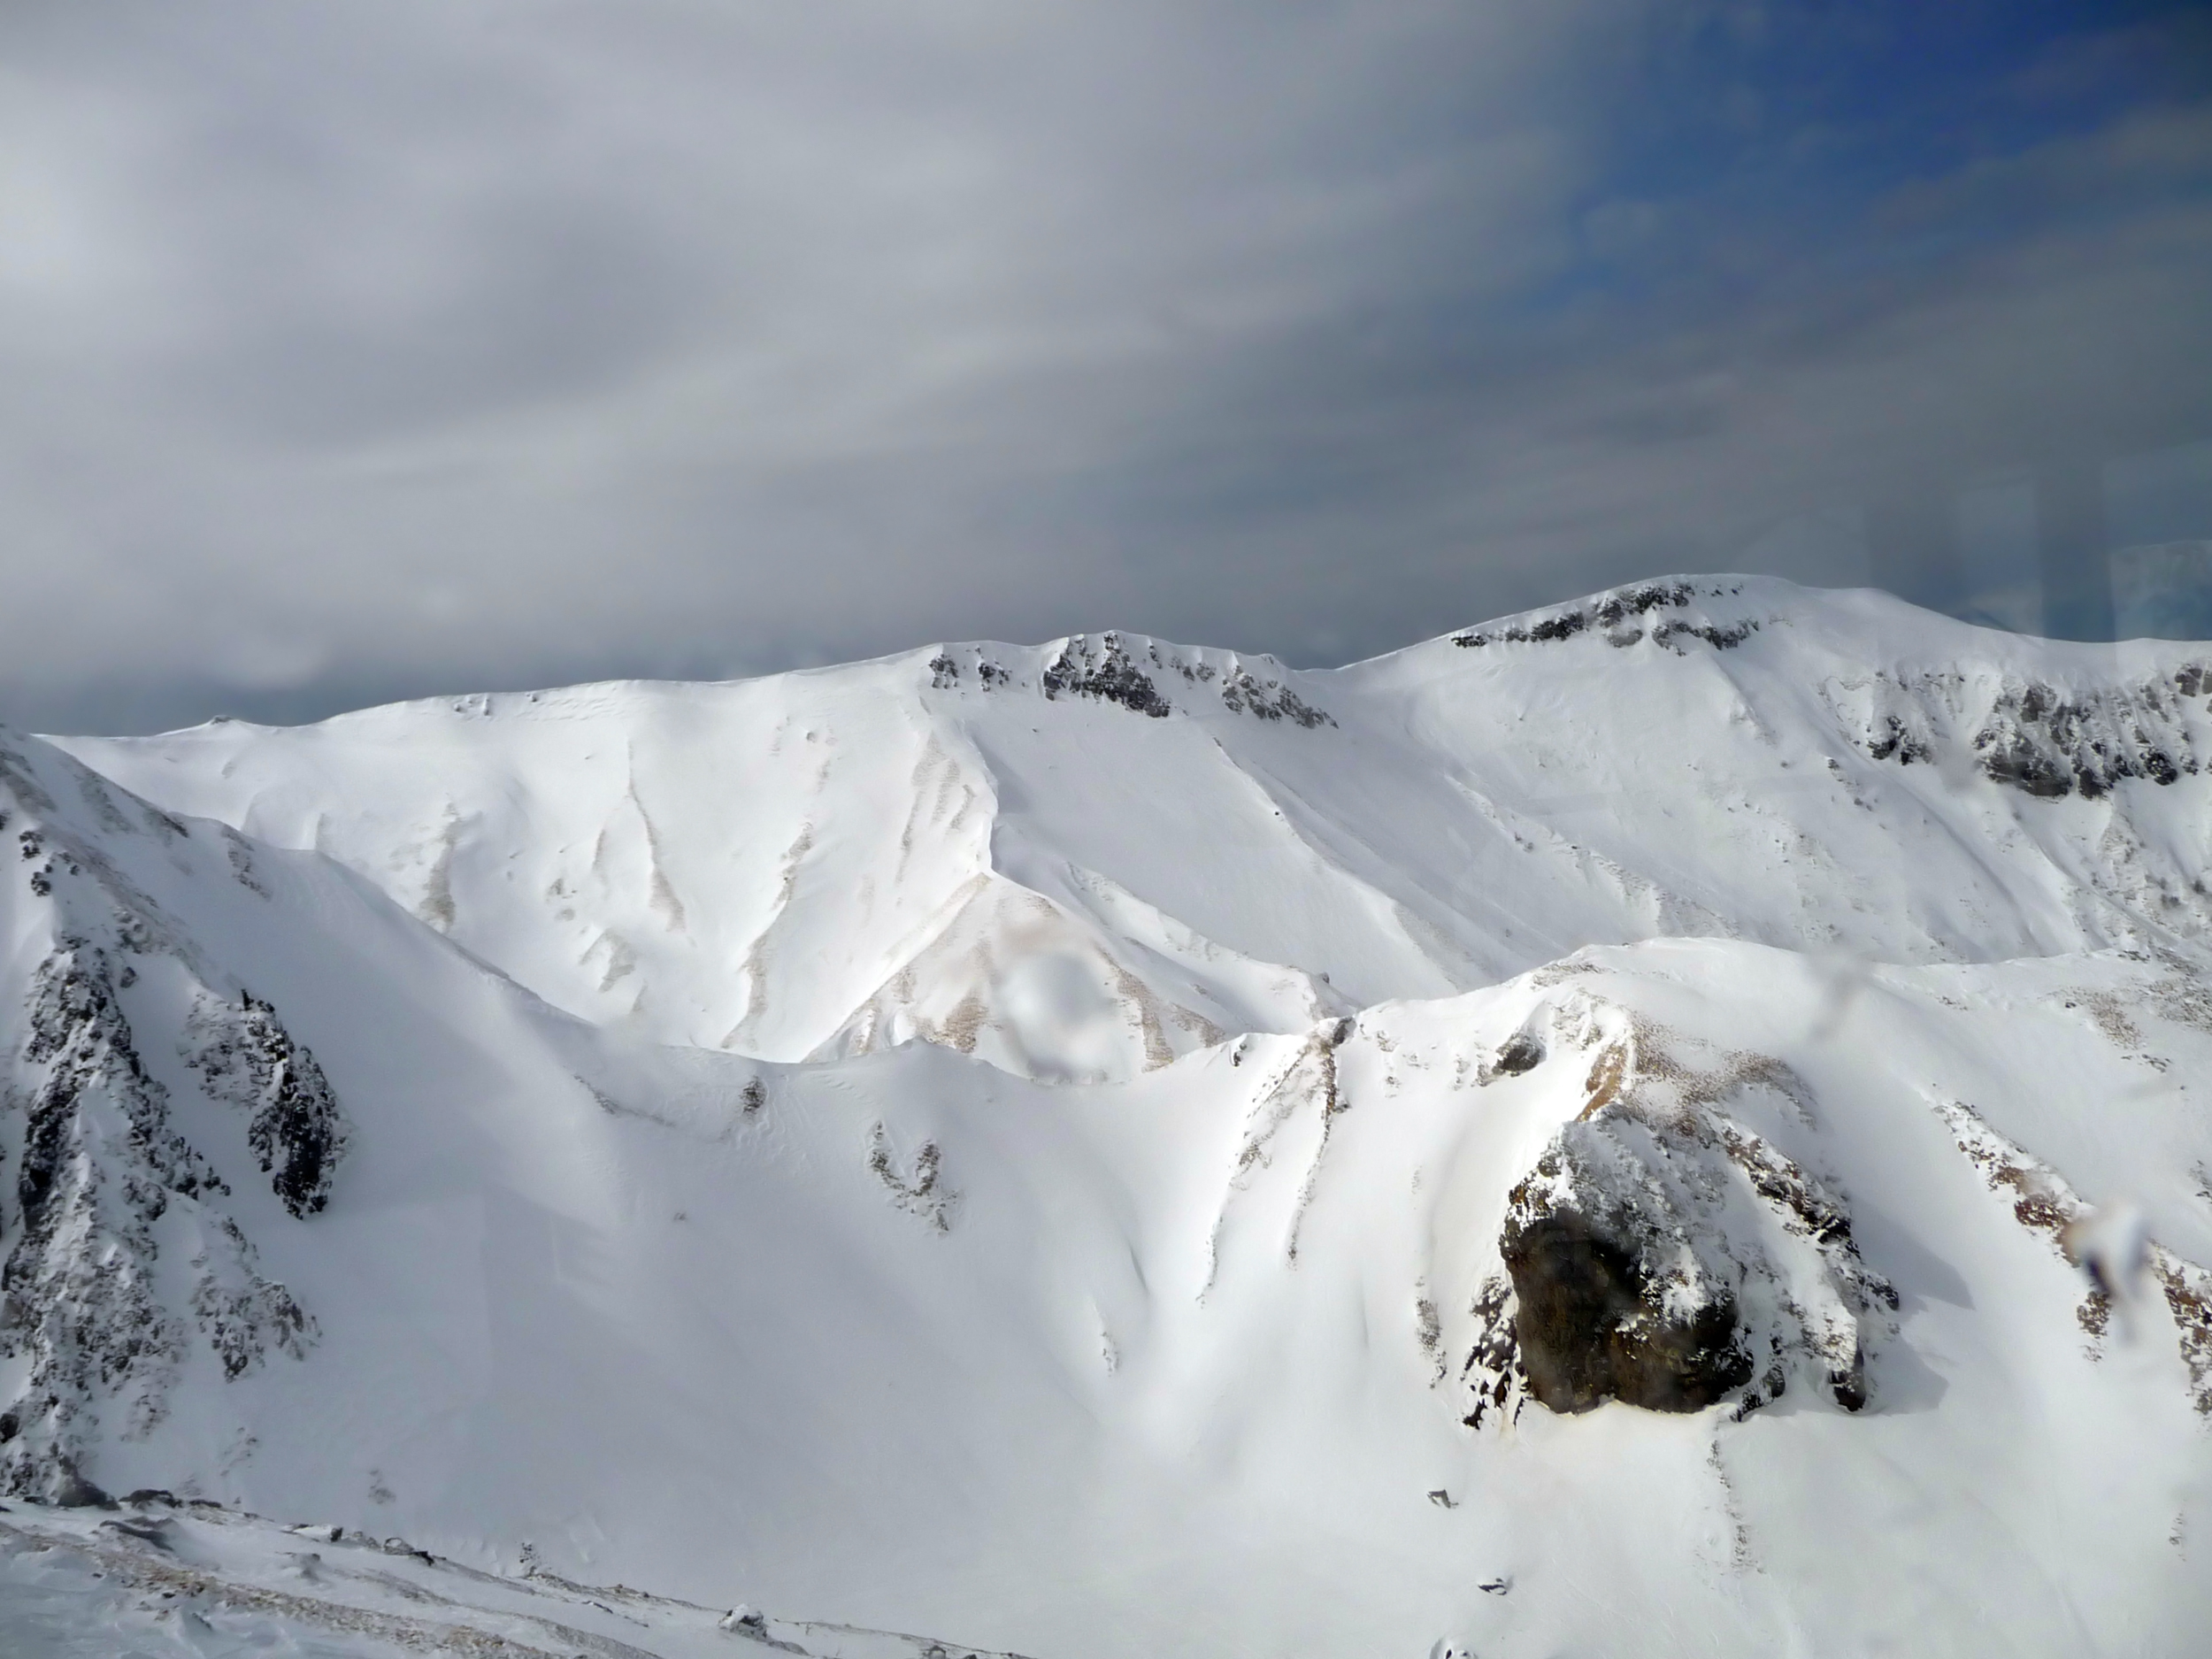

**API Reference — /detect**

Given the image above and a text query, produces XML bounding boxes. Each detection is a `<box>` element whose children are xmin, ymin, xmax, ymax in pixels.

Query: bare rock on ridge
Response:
<box><xmin>1464</xmin><ymin>1017</ymin><xmax>1897</xmax><ymax>1425</ymax></box>
<box><xmin>1502</xmin><ymin>1203</ymin><xmax>1753</xmax><ymax>1414</ymax></box>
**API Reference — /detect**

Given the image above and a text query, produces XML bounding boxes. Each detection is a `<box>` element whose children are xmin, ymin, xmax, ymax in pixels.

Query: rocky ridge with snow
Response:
<box><xmin>3</xmin><ymin>575</ymin><xmax>2209</xmax><ymax>1656</ymax></box>
<box><xmin>1</xmin><ymin>740</ymin><xmax>346</xmax><ymax>1507</ymax></box>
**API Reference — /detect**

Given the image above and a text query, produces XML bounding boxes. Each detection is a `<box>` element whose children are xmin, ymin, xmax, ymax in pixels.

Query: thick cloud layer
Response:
<box><xmin>4</xmin><ymin>1</ymin><xmax>2209</xmax><ymax>733</ymax></box>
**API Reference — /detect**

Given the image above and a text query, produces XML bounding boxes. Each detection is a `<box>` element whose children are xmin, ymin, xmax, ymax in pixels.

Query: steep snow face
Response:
<box><xmin>59</xmin><ymin>643</ymin><xmax>1361</xmax><ymax>1084</ymax></box>
<box><xmin>6</xmin><ymin>579</ymin><xmax>2212</xmax><ymax>1658</ymax></box>
<box><xmin>62</xmin><ymin>580</ymin><xmax>2212</xmax><ymax>1087</ymax></box>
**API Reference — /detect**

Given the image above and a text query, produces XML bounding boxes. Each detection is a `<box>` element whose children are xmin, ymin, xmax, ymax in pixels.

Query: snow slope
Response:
<box><xmin>6</xmin><ymin>577</ymin><xmax>2212</xmax><ymax>1657</ymax></box>
<box><xmin>0</xmin><ymin>1494</ymin><xmax>1048</xmax><ymax>1657</ymax></box>
<box><xmin>62</xmin><ymin>578</ymin><xmax>2212</xmax><ymax>1086</ymax></box>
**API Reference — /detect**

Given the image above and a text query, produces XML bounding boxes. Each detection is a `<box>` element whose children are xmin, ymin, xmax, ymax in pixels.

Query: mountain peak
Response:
<box><xmin>11</xmin><ymin>582</ymin><xmax>2212</xmax><ymax>1655</ymax></box>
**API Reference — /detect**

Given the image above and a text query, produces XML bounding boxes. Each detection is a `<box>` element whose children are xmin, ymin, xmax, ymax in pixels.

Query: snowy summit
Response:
<box><xmin>4</xmin><ymin>576</ymin><xmax>2211</xmax><ymax>1656</ymax></box>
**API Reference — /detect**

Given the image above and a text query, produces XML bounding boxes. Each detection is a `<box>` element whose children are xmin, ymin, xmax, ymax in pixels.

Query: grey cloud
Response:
<box><xmin>1</xmin><ymin>2</ymin><xmax>2207</xmax><ymax>733</ymax></box>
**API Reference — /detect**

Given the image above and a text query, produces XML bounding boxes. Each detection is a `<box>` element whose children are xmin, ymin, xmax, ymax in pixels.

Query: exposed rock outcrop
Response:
<box><xmin>3</xmin><ymin>941</ymin><xmax>319</xmax><ymax>1497</ymax></box>
<box><xmin>1835</xmin><ymin>666</ymin><xmax>2209</xmax><ymax>800</ymax></box>
<box><xmin>1</xmin><ymin>753</ymin><xmax>335</xmax><ymax>1499</ymax></box>
<box><xmin>184</xmin><ymin>991</ymin><xmax>349</xmax><ymax>1218</ymax></box>
<box><xmin>1463</xmin><ymin>1013</ymin><xmax>1895</xmax><ymax>1425</ymax></box>
<box><xmin>1219</xmin><ymin>665</ymin><xmax>1334</xmax><ymax>728</ymax></box>
<box><xmin>1502</xmin><ymin>1200</ymin><xmax>1753</xmax><ymax>1414</ymax></box>
<box><xmin>1042</xmin><ymin>633</ymin><xmax>1171</xmax><ymax>718</ymax></box>
<box><xmin>1972</xmin><ymin>677</ymin><xmax>2202</xmax><ymax>798</ymax></box>
<box><xmin>1451</xmin><ymin>580</ymin><xmax>1757</xmax><ymax>652</ymax></box>
<box><xmin>4</xmin><ymin>941</ymin><xmax>199</xmax><ymax>1494</ymax></box>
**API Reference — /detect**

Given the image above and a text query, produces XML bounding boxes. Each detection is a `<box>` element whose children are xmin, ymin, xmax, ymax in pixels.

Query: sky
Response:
<box><xmin>4</xmin><ymin>0</ymin><xmax>2211</xmax><ymax>734</ymax></box>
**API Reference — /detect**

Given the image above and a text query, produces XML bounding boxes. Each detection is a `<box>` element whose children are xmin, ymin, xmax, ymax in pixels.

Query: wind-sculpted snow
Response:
<box><xmin>8</xmin><ymin>580</ymin><xmax>2212</xmax><ymax>1656</ymax></box>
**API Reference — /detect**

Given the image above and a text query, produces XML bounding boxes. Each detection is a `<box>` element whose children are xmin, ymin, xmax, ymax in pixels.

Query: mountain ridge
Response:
<box><xmin>4</xmin><ymin>575</ymin><xmax>2211</xmax><ymax>1656</ymax></box>
<box><xmin>54</xmin><ymin>575</ymin><xmax>2212</xmax><ymax>1086</ymax></box>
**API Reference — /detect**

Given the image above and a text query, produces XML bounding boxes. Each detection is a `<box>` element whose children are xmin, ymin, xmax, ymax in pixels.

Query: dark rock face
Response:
<box><xmin>1220</xmin><ymin>666</ymin><xmax>1334</xmax><ymax>728</ymax></box>
<box><xmin>1451</xmin><ymin>581</ymin><xmax>1751</xmax><ymax>652</ymax></box>
<box><xmin>6</xmin><ymin>943</ymin><xmax>204</xmax><ymax>1487</ymax></box>
<box><xmin>1652</xmin><ymin>618</ymin><xmax>1755</xmax><ymax>652</ymax></box>
<box><xmin>1502</xmin><ymin>1210</ymin><xmax>1751</xmax><ymax>1414</ymax></box>
<box><xmin>0</xmin><ymin>762</ymin><xmax>332</xmax><ymax>1496</ymax></box>
<box><xmin>3</xmin><ymin>941</ymin><xmax>315</xmax><ymax>1498</ymax></box>
<box><xmin>1848</xmin><ymin>668</ymin><xmax>2208</xmax><ymax>800</ymax></box>
<box><xmin>1970</xmin><ymin>679</ymin><xmax>2199</xmax><ymax>799</ymax></box>
<box><xmin>1593</xmin><ymin>582</ymin><xmax>1695</xmax><ymax>626</ymax></box>
<box><xmin>19</xmin><ymin>943</ymin><xmax>225</xmax><ymax>1214</ymax></box>
<box><xmin>1867</xmin><ymin>715</ymin><xmax>1932</xmax><ymax>765</ymax></box>
<box><xmin>1041</xmin><ymin>634</ymin><xmax>1171</xmax><ymax>718</ymax></box>
<box><xmin>1487</xmin><ymin>1031</ymin><xmax>1545</xmax><ymax>1078</ymax></box>
<box><xmin>1461</xmin><ymin>1020</ymin><xmax>1894</xmax><ymax>1427</ymax></box>
<box><xmin>184</xmin><ymin>991</ymin><xmax>349</xmax><ymax>1218</ymax></box>
<box><xmin>927</xmin><ymin>650</ymin><xmax>1012</xmax><ymax>691</ymax></box>
<box><xmin>947</xmin><ymin>632</ymin><xmax>1335</xmax><ymax>728</ymax></box>
<box><xmin>190</xmin><ymin>1216</ymin><xmax>316</xmax><ymax>1379</ymax></box>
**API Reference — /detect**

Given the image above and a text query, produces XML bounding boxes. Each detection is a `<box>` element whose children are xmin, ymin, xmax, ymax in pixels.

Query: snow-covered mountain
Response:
<box><xmin>8</xmin><ymin>576</ymin><xmax>2212</xmax><ymax>1657</ymax></box>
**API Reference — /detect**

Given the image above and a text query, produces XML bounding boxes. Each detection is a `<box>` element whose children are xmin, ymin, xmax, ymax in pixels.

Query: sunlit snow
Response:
<box><xmin>5</xmin><ymin>577</ymin><xmax>2210</xmax><ymax>1656</ymax></box>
